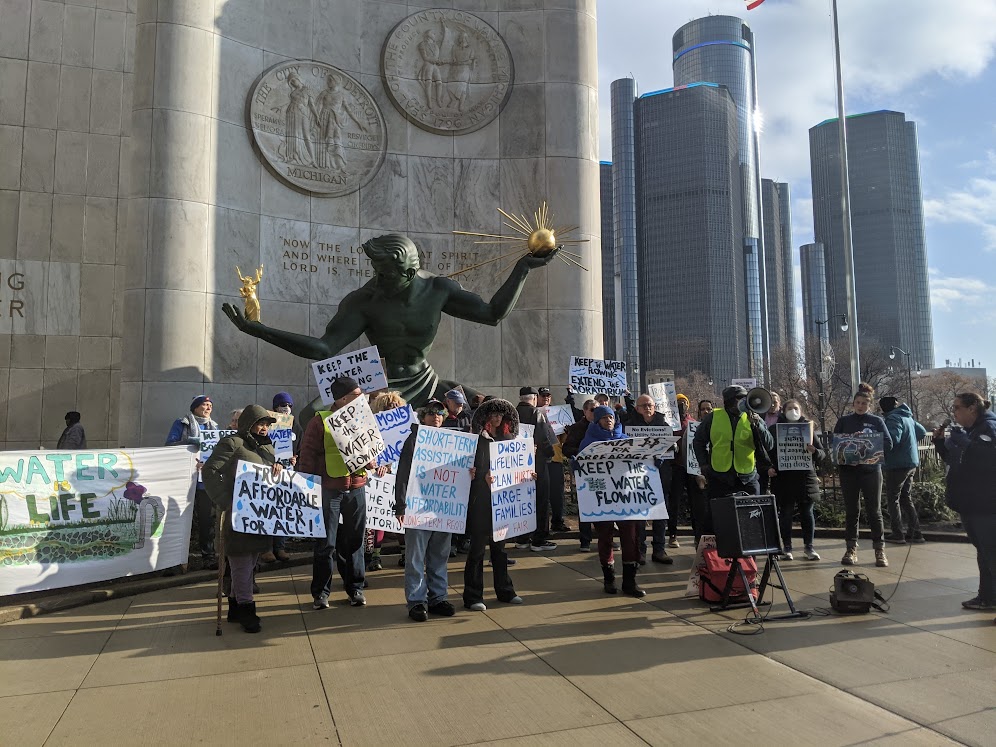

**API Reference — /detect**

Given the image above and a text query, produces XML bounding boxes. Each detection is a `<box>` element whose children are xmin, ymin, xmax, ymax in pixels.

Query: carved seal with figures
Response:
<box><xmin>246</xmin><ymin>61</ymin><xmax>387</xmax><ymax>197</ymax></box>
<box><xmin>382</xmin><ymin>9</ymin><xmax>514</xmax><ymax>135</ymax></box>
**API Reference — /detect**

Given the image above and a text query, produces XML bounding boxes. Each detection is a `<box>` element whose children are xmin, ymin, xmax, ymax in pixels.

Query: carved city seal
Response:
<box><xmin>246</xmin><ymin>61</ymin><xmax>387</xmax><ymax>197</ymax></box>
<box><xmin>382</xmin><ymin>9</ymin><xmax>514</xmax><ymax>135</ymax></box>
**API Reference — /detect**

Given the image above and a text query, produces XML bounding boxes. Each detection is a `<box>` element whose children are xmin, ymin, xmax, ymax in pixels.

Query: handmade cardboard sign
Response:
<box><xmin>574</xmin><ymin>436</ymin><xmax>679</xmax><ymax>522</ymax></box>
<box><xmin>231</xmin><ymin>461</ymin><xmax>324</xmax><ymax>538</ymax></box>
<box><xmin>401</xmin><ymin>425</ymin><xmax>478</xmax><ymax>533</ymax></box>
<box><xmin>647</xmin><ymin>382</ymin><xmax>680</xmax><ymax>428</ymax></box>
<box><xmin>832</xmin><ymin>432</ymin><xmax>885</xmax><ymax>466</ymax></box>
<box><xmin>312</xmin><ymin>345</ymin><xmax>388</xmax><ymax>403</ymax></box>
<box><xmin>776</xmin><ymin>422</ymin><xmax>815</xmax><ymax>471</ymax></box>
<box><xmin>365</xmin><ymin>472</ymin><xmax>403</xmax><ymax>534</ymax></box>
<box><xmin>197</xmin><ymin>429</ymin><xmax>238</xmax><ymax>462</ymax></box>
<box><xmin>374</xmin><ymin>405</ymin><xmax>416</xmax><ymax>466</ymax></box>
<box><xmin>324</xmin><ymin>397</ymin><xmax>386</xmax><ymax>473</ymax></box>
<box><xmin>267</xmin><ymin>411</ymin><xmax>295</xmax><ymax>464</ymax></box>
<box><xmin>569</xmin><ymin>356</ymin><xmax>628</xmax><ymax>396</ymax></box>
<box><xmin>489</xmin><ymin>437</ymin><xmax>537</xmax><ymax>541</ymax></box>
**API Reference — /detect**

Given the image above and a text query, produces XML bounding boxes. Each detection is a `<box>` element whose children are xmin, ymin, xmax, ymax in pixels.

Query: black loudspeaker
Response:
<box><xmin>711</xmin><ymin>494</ymin><xmax>782</xmax><ymax>558</ymax></box>
<box><xmin>830</xmin><ymin>570</ymin><xmax>876</xmax><ymax>613</ymax></box>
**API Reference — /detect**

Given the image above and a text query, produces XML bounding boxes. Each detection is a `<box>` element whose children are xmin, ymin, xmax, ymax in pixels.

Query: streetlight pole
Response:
<box><xmin>831</xmin><ymin>0</ymin><xmax>862</xmax><ymax>394</ymax></box>
<box><xmin>889</xmin><ymin>346</ymin><xmax>915</xmax><ymax>418</ymax></box>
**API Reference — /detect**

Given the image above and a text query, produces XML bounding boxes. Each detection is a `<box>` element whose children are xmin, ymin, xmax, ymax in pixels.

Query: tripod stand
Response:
<box><xmin>710</xmin><ymin>553</ymin><xmax>807</xmax><ymax>619</ymax></box>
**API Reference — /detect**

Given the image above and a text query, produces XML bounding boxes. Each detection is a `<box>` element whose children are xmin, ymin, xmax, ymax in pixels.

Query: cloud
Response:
<box><xmin>928</xmin><ymin>268</ymin><xmax>996</xmax><ymax>313</ymax></box>
<box><xmin>924</xmin><ymin>178</ymin><xmax>996</xmax><ymax>250</ymax></box>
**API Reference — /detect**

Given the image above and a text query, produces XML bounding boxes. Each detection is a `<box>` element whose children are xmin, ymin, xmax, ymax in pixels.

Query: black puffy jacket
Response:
<box><xmin>935</xmin><ymin>410</ymin><xmax>996</xmax><ymax>515</ymax></box>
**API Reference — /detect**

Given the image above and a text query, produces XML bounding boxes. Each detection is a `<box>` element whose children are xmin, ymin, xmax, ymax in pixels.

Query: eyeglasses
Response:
<box><xmin>637</xmin><ymin>404</ymin><xmax>654</xmax><ymax>409</ymax></box>
<box><xmin>429</xmin><ymin>409</ymin><xmax>446</xmax><ymax>416</ymax></box>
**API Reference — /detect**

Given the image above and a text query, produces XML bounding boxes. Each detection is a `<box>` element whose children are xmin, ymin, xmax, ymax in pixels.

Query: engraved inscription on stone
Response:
<box><xmin>382</xmin><ymin>9</ymin><xmax>513</xmax><ymax>135</ymax></box>
<box><xmin>247</xmin><ymin>61</ymin><xmax>387</xmax><ymax>197</ymax></box>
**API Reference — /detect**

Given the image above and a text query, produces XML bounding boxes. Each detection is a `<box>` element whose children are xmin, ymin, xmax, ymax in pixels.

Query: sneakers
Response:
<box><xmin>507</xmin><ymin>558</ymin><xmax>517</xmax><ymax>566</ymax></box>
<box><xmin>514</xmin><ymin>542</ymin><xmax>531</xmax><ymax>550</ymax></box>
<box><xmin>579</xmin><ymin>541</ymin><xmax>591</xmax><ymax>552</ymax></box>
<box><xmin>312</xmin><ymin>595</ymin><xmax>330</xmax><ymax>610</ymax></box>
<box><xmin>366</xmin><ymin>556</ymin><xmax>383</xmax><ymax>572</ymax></box>
<box><xmin>349</xmin><ymin>590</ymin><xmax>367</xmax><ymax>607</ymax></box>
<box><xmin>777</xmin><ymin>552</ymin><xmax>794</xmax><ymax>561</ymax></box>
<box><xmin>503</xmin><ymin>595</ymin><xmax>524</xmax><ymax>605</ymax></box>
<box><xmin>531</xmin><ymin>541</ymin><xmax>557</xmax><ymax>552</ymax></box>
<box><xmin>408</xmin><ymin>603</ymin><xmax>428</xmax><ymax>622</ymax></box>
<box><xmin>841</xmin><ymin>548</ymin><xmax>858</xmax><ymax>566</ymax></box>
<box><xmin>428</xmin><ymin>600</ymin><xmax>455</xmax><ymax>617</ymax></box>
<box><xmin>668</xmin><ymin>537</ymin><xmax>681</xmax><ymax>548</ymax></box>
<box><xmin>961</xmin><ymin>596</ymin><xmax>996</xmax><ymax>611</ymax></box>
<box><xmin>274</xmin><ymin>549</ymin><xmax>290</xmax><ymax>561</ymax></box>
<box><xmin>875</xmin><ymin>549</ymin><xmax>889</xmax><ymax>568</ymax></box>
<box><xmin>551</xmin><ymin>522</ymin><xmax>571</xmax><ymax>533</ymax></box>
<box><xmin>908</xmin><ymin>534</ymin><xmax>927</xmax><ymax>544</ymax></box>
<box><xmin>465</xmin><ymin>602</ymin><xmax>487</xmax><ymax>611</ymax></box>
<box><xmin>884</xmin><ymin>534</ymin><xmax>908</xmax><ymax>545</ymax></box>
<box><xmin>259</xmin><ymin>551</ymin><xmax>277</xmax><ymax>563</ymax></box>
<box><xmin>651</xmin><ymin>550</ymin><xmax>673</xmax><ymax>565</ymax></box>
<box><xmin>804</xmin><ymin>546</ymin><xmax>821</xmax><ymax>561</ymax></box>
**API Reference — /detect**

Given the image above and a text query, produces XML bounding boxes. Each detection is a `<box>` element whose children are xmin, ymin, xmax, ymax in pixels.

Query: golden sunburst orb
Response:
<box><xmin>528</xmin><ymin>227</ymin><xmax>557</xmax><ymax>255</ymax></box>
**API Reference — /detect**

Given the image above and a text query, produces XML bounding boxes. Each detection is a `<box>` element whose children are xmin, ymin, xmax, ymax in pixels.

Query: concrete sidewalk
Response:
<box><xmin>1</xmin><ymin>539</ymin><xmax>994</xmax><ymax>746</ymax></box>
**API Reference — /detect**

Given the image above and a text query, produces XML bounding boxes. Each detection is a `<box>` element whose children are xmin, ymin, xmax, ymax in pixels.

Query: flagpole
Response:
<box><xmin>831</xmin><ymin>0</ymin><xmax>861</xmax><ymax>393</ymax></box>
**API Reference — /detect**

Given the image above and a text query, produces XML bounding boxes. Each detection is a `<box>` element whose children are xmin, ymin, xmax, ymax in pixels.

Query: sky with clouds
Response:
<box><xmin>596</xmin><ymin>0</ymin><xmax>996</xmax><ymax>371</ymax></box>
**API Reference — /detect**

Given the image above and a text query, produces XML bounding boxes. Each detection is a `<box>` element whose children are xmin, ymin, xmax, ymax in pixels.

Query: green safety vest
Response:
<box><xmin>317</xmin><ymin>410</ymin><xmax>366</xmax><ymax>478</ymax></box>
<box><xmin>710</xmin><ymin>410</ymin><xmax>756</xmax><ymax>474</ymax></box>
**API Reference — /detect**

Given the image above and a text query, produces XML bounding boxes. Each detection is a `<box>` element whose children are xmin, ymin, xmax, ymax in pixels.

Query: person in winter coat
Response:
<box><xmin>880</xmin><ymin>396</ymin><xmax>929</xmax><ymax>544</ymax></box>
<box><xmin>393</xmin><ymin>399</ymin><xmax>462</xmax><ymax>621</ymax></box>
<box><xmin>766</xmin><ymin>400</ymin><xmax>825</xmax><ymax>561</ymax></box>
<box><xmin>202</xmin><ymin>405</ymin><xmax>280</xmax><ymax>633</ymax></box>
<box><xmin>516</xmin><ymin>387</ymin><xmax>557</xmax><ymax>552</ymax></box>
<box><xmin>166</xmin><ymin>394</ymin><xmax>220</xmax><ymax>569</ymax></box>
<box><xmin>833</xmin><ymin>383</ymin><xmax>894</xmax><ymax>568</ymax></box>
<box><xmin>562</xmin><ymin>397</ymin><xmax>597</xmax><ymax>551</ymax></box>
<box><xmin>577</xmin><ymin>405</ymin><xmax>646</xmax><ymax>598</ymax></box>
<box><xmin>366</xmin><ymin>390</ymin><xmax>407</xmax><ymax>572</ymax></box>
<box><xmin>57</xmin><ymin>411</ymin><xmax>87</xmax><ymax>449</ymax></box>
<box><xmin>462</xmin><ymin>398</ymin><xmax>525</xmax><ymax>611</ymax></box>
<box><xmin>621</xmin><ymin>393</ymin><xmax>673</xmax><ymax>565</ymax></box>
<box><xmin>933</xmin><ymin>392</ymin><xmax>996</xmax><ymax>616</ymax></box>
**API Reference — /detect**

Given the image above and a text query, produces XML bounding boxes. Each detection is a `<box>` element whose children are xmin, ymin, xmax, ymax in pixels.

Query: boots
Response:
<box><xmin>238</xmin><ymin>601</ymin><xmax>262</xmax><ymax>633</ymax></box>
<box><xmin>622</xmin><ymin>562</ymin><xmax>646</xmax><ymax>598</ymax></box>
<box><xmin>601</xmin><ymin>564</ymin><xmax>617</xmax><ymax>595</ymax></box>
<box><xmin>226</xmin><ymin>597</ymin><xmax>240</xmax><ymax>623</ymax></box>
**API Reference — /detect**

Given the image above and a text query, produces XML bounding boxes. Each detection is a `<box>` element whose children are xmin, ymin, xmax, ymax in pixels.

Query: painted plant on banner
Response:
<box><xmin>0</xmin><ymin>448</ymin><xmax>196</xmax><ymax>595</ymax></box>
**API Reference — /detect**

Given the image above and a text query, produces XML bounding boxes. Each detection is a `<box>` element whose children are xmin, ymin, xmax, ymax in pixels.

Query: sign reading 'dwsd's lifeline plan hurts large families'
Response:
<box><xmin>489</xmin><ymin>437</ymin><xmax>537</xmax><ymax>541</ymax></box>
<box><xmin>832</xmin><ymin>432</ymin><xmax>885</xmax><ymax>466</ymax></box>
<box><xmin>365</xmin><ymin>472</ymin><xmax>403</xmax><ymax>534</ymax></box>
<box><xmin>324</xmin><ymin>396</ymin><xmax>386</xmax><ymax>474</ymax></box>
<box><xmin>230</xmin><ymin>461</ymin><xmax>324</xmax><ymax>538</ymax></box>
<box><xmin>197</xmin><ymin>429</ymin><xmax>238</xmax><ymax>462</ymax></box>
<box><xmin>402</xmin><ymin>425</ymin><xmax>478</xmax><ymax>533</ymax></box>
<box><xmin>574</xmin><ymin>436</ymin><xmax>680</xmax><ymax>522</ymax></box>
<box><xmin>776</xmin><ymin>422</ymin><xmax>815</xmax><ymax>471</ymax></box>
<box><xmin>0</xmin><ymin>448</ymin><xmax>196</xmax><ymax>596</ymax></box>
<box><xmin>312</xmin><ymin>345</ymin><xmax>388</xmax><ymax>404</ymax></box>
<box><xmin>569</xmin><ymin>356</ymin><xmax>628</xmax><ymax>396</ymax></box>
<box><xmin>375</xmin><ymin>405</ymin><xmax>416</xmax><ymax>467</ymax></box>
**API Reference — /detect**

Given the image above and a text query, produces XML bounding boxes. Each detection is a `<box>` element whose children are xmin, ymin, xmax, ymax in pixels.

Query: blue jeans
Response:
<box><xmin>310</xmin><ymin>486</ymin><xmax>366</xmax><ymax>599</ymax></box>
<box><xmin>638</xmin><ymin>520</ymin><xmax>668</xmax><ymax>556</ymax></box>
<box><xmin>961</xmin><ymin>513</ymin><xmax>996</xmax><ymax>604</ymax></box>
<box><xmin>404</xmin><ymin>528</ymin><xmax>451</xmax><ymax>609</ymax></box>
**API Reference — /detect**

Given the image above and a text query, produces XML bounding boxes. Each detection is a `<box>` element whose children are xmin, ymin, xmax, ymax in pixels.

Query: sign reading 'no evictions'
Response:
<box><xmin>569</xmin><ymin>356</ymin><xmax>628</xmax><ymax>396</ymax></box>
<box><xmin>231</xmin><ymin>461</ymin><xmax>325</xmax><ymax>538</ymax></box>
<box><xmin>312</xmin><ymin>345</ymin><xmax>388</xmax><ymax>404</ymax></box>
<box><xmin>402</xmin><ymin>425</ymin><xmax>478</xmax><ymax>534</ymax></box>
<box><xmin>365</xmin><ymin>472</ymin><xmax>403</xmax><ymax>534</ymax></box>
<box><xmin>574</xmin><ymin>436</ymin><xmax>679</xmax><ymax>522</ymax></box>
<box><xmin>324</xmin><ymin>397</ymin><xmax>386</xmax><ymax>473</ymax></box>
<box><xmin>489</xmin><ymin>437</ymin><xmax>537</xmax><ymax>541</ymax></box>
<box><xmin>624</xmin><ymin>425</ymin><xmax>676</xmax><ymax>460</ymax></box>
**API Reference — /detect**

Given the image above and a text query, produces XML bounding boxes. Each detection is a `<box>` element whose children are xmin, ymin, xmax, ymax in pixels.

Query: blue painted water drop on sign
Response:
<box><xmin>237</xmin><ymin>500</ymin><xmax>244</xmax><ymax>510</ymax></box>
<box><xmin>527</xmin><ymin>453</ymin><xmax>534</xmax><ymax>467</ymax></box>
<box><xmin>306</xmin><ymin>476</ymin><xmax>315</xmax><ymax>489</ymax></box>
<box><xmin>241</xmin><ymin>463</ymin><xmax>248</xmax><ymax>472</ymax></box>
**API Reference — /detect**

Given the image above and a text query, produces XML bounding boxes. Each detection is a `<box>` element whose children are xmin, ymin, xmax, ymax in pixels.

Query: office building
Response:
<box><xmin>762</xmin><ymin>179</ymin><xmax>797</xmax><ymax>352</ymax></box>
<box><xmin>599</xmin><ymin>162</ymin><xmax>617</xmax><ymax>358</ymax></box>
<box><xmin>809</xmin><ymin>110</ymin><xmax>934</xmax><ymax>368</ymax></box>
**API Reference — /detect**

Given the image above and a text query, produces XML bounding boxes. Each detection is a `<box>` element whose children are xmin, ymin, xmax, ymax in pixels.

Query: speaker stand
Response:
<box><xmin>756</xmin><ymin>554</ymin><xmax>809</xmax><ymax>620</ymax></box>
<box><xmin>710</xmin><ymin>558</ymin><xmax>768</xmax><ymax>615</ymax></box>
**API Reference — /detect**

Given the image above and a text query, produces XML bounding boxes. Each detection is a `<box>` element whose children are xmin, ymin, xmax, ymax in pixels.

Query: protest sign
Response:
<box><xmin>569</xmin><ymin>356</ymin><xmax>628</xmax><ymax>396</ymax></box>
<box><xmin>518</xmin><ymin>423</ymin><xmax>535</xmax><ymax>440</ymax></box>
<box><xmin>686</xmin><ymin>421</ymin><xmax>702</xmax><ymax>476</ymax></box>
<box><xmin>402</xmin><ymin>425</ymin><xmax>478</xmax><ymax>533</ymax></box>
<box><xmin>731</xmin><ymin>377</ymin><xmax>757</xmax><ymax>391</ymax></box>
<box><xmin>574</xmin><ymin>436</ymin><xmax>679</xmax><ymax>522</ymax></box>
<box><xmin>312</xmin><ymin>345</ymin><xmax>388</xmax><ymax>403</ymax></box>
<box><xmin>832</xmin><ymin>432</ymin><xmax>885</xmax><ymax>466</ymax></box>
<box><xmin>685</xmin><ymin>534</ymin><xmax>717</xmax><ymax>597</ymax></box>
<box><xmin>231</xmin><ymin>462</ymin><xmax>324</xmax><ymax>538</ymax></box>
<box><xmin>489</xmin><ymin>437</ymin><xmax>537</xmax><ymax>541</ymax></box>
<box><xmin>365</xmin><ymin>472</ymin><xmax>404</xmax><ymax>534</ymax></box>
<box><xmin>647</xmin><ymin>381</ymin><xmax>680</xmax><ymax>428</ymax></box>
<box><xmin>776</xmin><ymin>422</ymin><xmax>814</xmax><ymax>471</ymax></box>
<box><xmin>0</xmin><ymin>447</ymin><xmax>196</xmax><ymax>596</ymax></box>
<box><xmin>624</xmin><ymin>425</ymin><xmax>676</xmax><ymax>460</ymax></box>
<box><xmin>196</xmin><ymin>429</ymin><xmax>238</xmax><ymax>462</ymax></box>
<box><xmin>324</xmin><ymin>397</ymin><xmax>386</xmax><ymax>473</ymax></box>
<box><xmin>267</xmin><ymin>411</ymin><xmax>295</xmax><ymax>464</ymax></box>
<box><xmin>542</xmin><ymin>405</ymin><xmax>575</xmax><ymax>436</ymax></box>
<box><xmin>374</xmin><ymin>405</ymin><xmax>416</xmax><ymax>466</ymax></box>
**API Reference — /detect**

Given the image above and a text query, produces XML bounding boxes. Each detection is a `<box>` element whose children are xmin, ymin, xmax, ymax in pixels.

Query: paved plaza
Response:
<box><xmin>2</xmin><ymin>538</ymin><xmax>994</xmax><ymax>746</ymax></box>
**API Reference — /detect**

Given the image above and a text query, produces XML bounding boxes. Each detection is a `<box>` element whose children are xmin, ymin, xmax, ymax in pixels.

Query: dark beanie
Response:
<box><xmin>593</xmin><ymin>405</ymin><xmax>614</xmax><ymax>422</ymax></box>
<box><xmin>65</xmin><ymin>411</ymin><xmax>81</xmax><ymax>424</ymax></box>
<box><xmin>190</xmin><ymin>395</ymin><xmax>211</xmax><ymax>412</ymax></box>
<box><xmin>329</xmin><ymin>377</ymin><xmax>360</xmax><ymax>401</ymax></box>
<box><xmin>272</xmin><ymin>391</ymin><xmax>293</xmax><ymax>408</ymax></box>
<box><xmin>879</xmin><ymin>396</ymin><xmax>899</xmax><ymax>413</ymax></box>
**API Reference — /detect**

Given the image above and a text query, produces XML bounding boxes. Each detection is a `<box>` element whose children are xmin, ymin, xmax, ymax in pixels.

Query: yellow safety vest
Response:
<box><xmin>317</xmin><ymin>410</ymin><xmax>367</xmax><ymax>478</ymax></box>
<box><xmin>710</xmin><ymin>410</ymin><xmax>756</xmax><ymax>474</ymax></box>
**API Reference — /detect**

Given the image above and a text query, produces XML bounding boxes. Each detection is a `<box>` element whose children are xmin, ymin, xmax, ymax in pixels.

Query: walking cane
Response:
<box><xmin>216</xmin><ymin>510</ymin><xmax>226</xmax><ymax>636</ymax></box>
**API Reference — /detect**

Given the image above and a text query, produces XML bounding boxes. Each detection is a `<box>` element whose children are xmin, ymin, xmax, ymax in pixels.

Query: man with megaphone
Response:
<box><xmin>691</xmin><ymin>385</ymin><xmax>776</xmax><ymax>533</ymax></box>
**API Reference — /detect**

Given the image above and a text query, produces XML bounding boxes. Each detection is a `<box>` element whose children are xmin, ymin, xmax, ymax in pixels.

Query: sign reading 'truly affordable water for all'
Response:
<box><xmin>231</xmin><ymin>461</ymin><xmax>324</xmax><ymax>538</ymax></box>
<box><xmin>489</xmin><ymin>437</ymin><xmax>537</xmax><ymax>541</ymax></box>
<box><xmin>402</xmin><ymin>425</ymin><xmax>478</xmax><ymax>533</ymax></box>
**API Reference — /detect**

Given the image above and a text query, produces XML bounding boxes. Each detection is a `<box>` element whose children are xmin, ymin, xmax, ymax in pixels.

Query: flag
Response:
<box><xmin>747</xmin><ymin>0</ymin><xmax>767</xmax><ymax>9</ymax></box>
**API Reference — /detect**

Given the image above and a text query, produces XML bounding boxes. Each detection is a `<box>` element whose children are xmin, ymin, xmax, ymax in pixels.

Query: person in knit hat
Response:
<box><xmin>260</xmin><ymin>391</ymin><xmax>302</xmax><ymax>563</ymax></box>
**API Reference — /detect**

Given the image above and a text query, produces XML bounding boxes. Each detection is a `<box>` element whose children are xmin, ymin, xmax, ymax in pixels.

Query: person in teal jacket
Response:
<box><xmin>880</xmin><ymin>396</ymin><xmax>928</xmax><ymax>544</ymax></box>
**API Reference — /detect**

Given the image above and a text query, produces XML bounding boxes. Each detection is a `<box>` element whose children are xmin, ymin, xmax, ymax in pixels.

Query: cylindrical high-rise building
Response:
<box><xmin>801</xmin><ymin>242</ymin><xmax>829</xmax><ymax>376</ymax></box>
<box><xmin>673</xmin><ymin>16</ymin><xmax>768</xmax><ymax>378</ymax></box>
<box><xmin>599</xmin><ymin>161</ymin><xmax>617</xmax><ymax>360</ymax></box>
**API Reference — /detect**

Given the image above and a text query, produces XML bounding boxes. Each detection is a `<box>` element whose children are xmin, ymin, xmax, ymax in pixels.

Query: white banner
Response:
<box><xmin>0</xmin><ymin>447</ymin><xmax>196</xmax><ymax>596</ymax></box>
<box><xmin>324</xmin><ymin>397</ymin><xmax>386</xmax><ymax>474</ymax></box>
<box><xmin>731</xmin><ymin>377</ymin><xmax>757</xmax><ymax>391</ymax></box>
<box><xmin>197</xmin><ymin>429</ymin><xmax>238</xmax><ymax>462</ymax></box>
<box><xmin>312</xmin><ymin>345</ymin><xmax>388</xmax><ymax>403</ymax></box>
<box><xmin>231</xmin><ymin>462</ymin><xmax>324</xmax><ymax>537</ymax></box>
<box><xmin>268</xmin><ymin>411</ymin><xmax>295</xmax><ymax>464</ymax></box>
<box><xmin>542</xmin><ymin>405</ymin><xmax>575</xmax><ymax>436</ymax></box>
<box><xmin>569</xmin><ymin>356</ymin><xmax>628</xmax><ymax>396</ymax></box>
<box><xmin>402</xmin><ymin>425</ymin><xmax>478</xmax><ymax>533</ymax></box>
<box><xmin>365</xmin><ymin>472</ymin><xmax>404</xmax><ymax>534</ymax></box>
<box><xmin>686</xmin><ymin>421</ymin><xmax>702</xmax><ymax>476</ymax></box>
<box><xmin>489</xmin><ymin>437</ymin><xmax>537</xmax><ymax>541</ymax></box>
<box><xmin>647</xmin><ymin>381</ymin><xmax>680</xmax><ymax>428</ymax></box>
<box><xmin>775</xmin><ymin>422</ymin><xmax>815</xmax><ymax>471</ymax></box>
<box><xmin>574</xmin><ymin>437</ymin><xmax>678</xmax><ymax>522</ymax></box>
<box><xmin>374</xmin><ymin>405</ymin><xmax>416</xmax><ymax>466</ymax></box>
<box><xmin>624</xmin><ymin>425</ymin><xmax>676</xmax><ymax>460</ymax></box>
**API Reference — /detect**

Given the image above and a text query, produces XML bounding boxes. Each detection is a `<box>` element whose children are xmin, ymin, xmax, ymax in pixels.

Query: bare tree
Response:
<box><xmin>673</xmin><ymin>370</ymin><xmax>719</xmax><ymax>410</ymax></box>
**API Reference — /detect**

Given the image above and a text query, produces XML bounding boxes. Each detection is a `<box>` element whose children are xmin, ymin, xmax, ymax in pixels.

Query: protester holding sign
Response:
<box><xmin>562</xmin><ymin>397</ymin><xmax>597</xmax><ymax>552</ymax></box>
<box><xmin>621</xmin><ymin>393</ymin><xmax>674</xmax><ymax>565</ymax></box>
<box><xmin>834</xmin><ymin>383</ymin><xmax>894</xmax><ymax>568</ymax></box>
<box><xmin>463</xmin><ymin>399</ymin><xmax>525</xmax><ymax>611</ymax></box>
<box><xmin>202</xmin><ymin>405</ymin><xmax>281</xmax><ymax>634</ymax></box>
<box><xmin>165</xmin><ymin>394</ymin><xmax>219</xmax><ymax>570</ymax></box>
<box><xmin>767</xmin><ymin>400</ymin><xmax>824</xmax><ymax>561</ymax></box>
<box><xmin>365</xmin><ymin>391</ymin><xmax>409</xmax><ymax>572</ymax></box>
<box><xmin>261</xmin><ymin>392</ymin><xmax>301</xmax><ymax>563</ymax></box>
<box><xmin>516</xmin><ymin>388</ymin><xmax>557</xmax><ymax>552</ymax></box>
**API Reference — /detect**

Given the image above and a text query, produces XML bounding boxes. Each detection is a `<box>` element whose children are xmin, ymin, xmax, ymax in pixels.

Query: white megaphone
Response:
<box><xmin>745</xmin><ymin>387</ymin><xmax>773</xmax><ymax>415</ymax></box>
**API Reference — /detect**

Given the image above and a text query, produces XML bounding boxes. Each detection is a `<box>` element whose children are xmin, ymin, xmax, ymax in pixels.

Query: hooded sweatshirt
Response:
<box><xmin>883</xmin><ymin>404</ymin><xmax>927</xmax><ymax>470</ymax></box>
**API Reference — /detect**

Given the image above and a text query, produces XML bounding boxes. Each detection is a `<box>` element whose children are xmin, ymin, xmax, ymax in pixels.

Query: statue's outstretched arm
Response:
<box><xmin>222</xmin><ymin>297</ymin><xmax>365</xmax><ymax>361</ymax></box>
<box><xmin>441</xmin><ymin>248</ymin><xmax>560</xmax><ymax>326</ymax></box>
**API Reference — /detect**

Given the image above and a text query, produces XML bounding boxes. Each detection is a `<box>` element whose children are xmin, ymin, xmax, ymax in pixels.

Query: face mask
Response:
<box><xmin>737</xmin><ymin>398</ymin><xmax>747</xmax><ymax>413</ymax></box>
<box><xmin>785</xmin><ymin>408</ymin><xmax>801</xmax><ymax>422</ymax></box>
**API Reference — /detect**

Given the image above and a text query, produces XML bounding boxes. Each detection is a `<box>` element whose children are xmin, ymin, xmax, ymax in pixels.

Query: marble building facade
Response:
<box><xmin>1</xmin><ymin>0</ymin><xmax>601</xmax><ymax>449</ymax></box>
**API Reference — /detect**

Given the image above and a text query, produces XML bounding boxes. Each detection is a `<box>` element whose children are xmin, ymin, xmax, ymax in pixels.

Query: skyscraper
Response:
<box><xmin>610</xmin><ymin>78</ymin><xmax>640</xmax><ymax>383</ymax></box>
<box><xmin>634</xmin><ymin>84</ymin><xmax>749</xmax><ymax>383</ymax></box>
<box><xmin>599</xmin><ymin>161</ymin><xmax>617</xmax><ymax>359</ymax></box>
<box><xmin>761</xmin><ymin>179</ymin><xmax>797</xmax><ymax>352</ymax></box>
<box><xmin>800</xmin><ymin>242</ymin><xmax>829</xmax><ymax>373</ymax></box>
<box><xmin>673</xmin><ymin>15</ymin><xmax>768</xmax><ymax>376</ymax></box>
<box><xmin>810</xmin><ymin>110</ymin><xmax>934</xmax><ymax>367</ymax></box>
